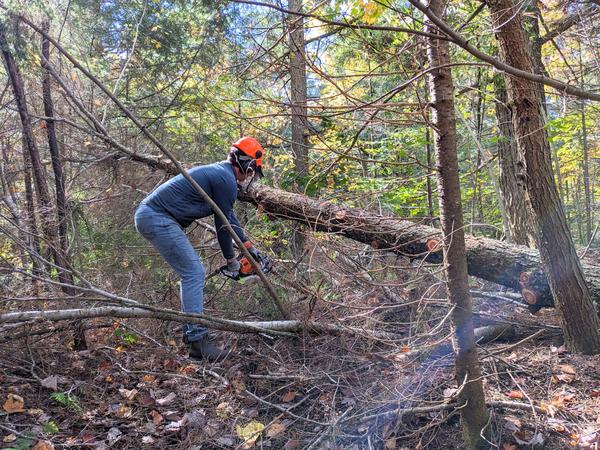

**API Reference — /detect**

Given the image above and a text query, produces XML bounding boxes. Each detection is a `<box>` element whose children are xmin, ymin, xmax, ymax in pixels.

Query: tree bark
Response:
<box><xmin>493</xmin><ymin>77</ymin><xmax>534</xmax><ymax>246</ymax></box>
<box><xmin>41</xmin><ymin>21</ymin><xmax>71</xmax><ymax>270</ymax></box>
<box><xmin>579</xmin><ymin>48</ymin><xmax>592</xmax><ymax>244</ymax></box>
<box><xmin>425</xmin><ymin>0</ymin><xmax>490</xmax><ymax>446</ymax></box>
<box><xmin>21</xmin><ymin>141</ymin><xmax>43</xmax><ymax>281</ymax></box>
<box><xmin>288</xmin><ymin>0</ymin><xmax>309</xmax><ymax>257</ymax></box>
<box><xmin>487</xmin><ymin>0</ymin><xmax>600</xmax><ymax>354</ymax></box>
<box><xmin>288</xmin><ymin>0</ymin><xmax>309</xmax><ymax>179</ymax></box>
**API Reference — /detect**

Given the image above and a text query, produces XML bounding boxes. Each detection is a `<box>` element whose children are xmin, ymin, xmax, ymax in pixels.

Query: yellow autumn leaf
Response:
<box><xmin>236</xmin><ymin>420</ymin><xmax>265</xmax><ymax>447</ymax></box>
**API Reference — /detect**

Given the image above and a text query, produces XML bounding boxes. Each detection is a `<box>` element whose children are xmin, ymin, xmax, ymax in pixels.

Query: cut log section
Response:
<box><xmin>240</xmin><ymin>185</ymin><xmax>600</xmax><ymax>312</ymax></box>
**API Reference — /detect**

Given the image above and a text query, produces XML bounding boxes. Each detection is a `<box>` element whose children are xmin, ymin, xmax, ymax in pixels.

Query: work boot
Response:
<box><xmin>189</xmin><ymin>335</ymin><xmax>229</xmax><ymax>362</ymax></box>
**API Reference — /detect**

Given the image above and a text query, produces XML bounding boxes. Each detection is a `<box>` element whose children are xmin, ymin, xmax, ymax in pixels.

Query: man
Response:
<box><xmin>134</xmin><ymin>136</ymin><xmax>266</xmax><ymax>362</ymax></box>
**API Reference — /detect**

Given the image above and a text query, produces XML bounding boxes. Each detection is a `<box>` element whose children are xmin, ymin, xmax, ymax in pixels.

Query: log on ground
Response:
<box><xmin>240</xmin><ymin>185</ymin><xmax>600</xmax><ymax>312</ymax></box>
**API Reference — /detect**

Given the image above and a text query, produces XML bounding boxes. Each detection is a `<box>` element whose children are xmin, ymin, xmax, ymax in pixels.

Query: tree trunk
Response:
<box><xmin>425</xmin><ymin>127</ymin><xmax>435</xmax><ymax>219</ymax></box>
<box><xmin>425</xmin><ymin>0</ymin><xmax>490</xmax><ymax>446</ymax></box>
<box><xmin>493</xmin><ymin>77</ymin><xmax>534</xmax><ymax>246</ymax></box>
<box><xmin>41</xmin><ymin>22</ymin><xmax>71</xmax><ymax>269</ymax></box>
<box><xmin>288</xmin><ymin>0</ymin><xmax>309</xmax><ymax>180</ymax></box>
<box><xmin>579</xmin><ymin>48</ymin><xmax>592</xmax><ymax>243</ymax></box>
<box><xmin>487</xmin><ymin>0</ymin><xmax>600</xmax><ymax>354</ymax></box>
<box><xmin>241</xmin><ymin>184</ymin><xmax>600</xmax><ymax>312</ymax></box>
<box><xmin>288</xmin><ymin>0</ymin><xmax>309</xmax><ymax>257</ymax></box>
<box><xmin>525</xmin><ymin>1</ymin><xmax>564</xmax><ymax>200</ymax></box>
<box><xmin>21</xmin><ymin>142</ymin><xmax>43</xmax><ymax>281</ymax></box>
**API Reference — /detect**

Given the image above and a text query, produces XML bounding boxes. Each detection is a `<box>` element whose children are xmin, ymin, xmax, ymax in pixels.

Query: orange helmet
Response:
<box><xmin>232</xmin><ymin>136</ymin><xmax>265</xmax><ymax>177</ymax></box>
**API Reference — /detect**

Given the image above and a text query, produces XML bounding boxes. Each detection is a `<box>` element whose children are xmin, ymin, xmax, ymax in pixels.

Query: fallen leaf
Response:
<box><xmin>216</xmin><ymin>402</ymin><xmax>233</xmax><ymax>419</ymax></box>
<box><xmin>502</xmin><ymin>444</ymin><xmax>517</xmax><ymax>450</ymax></box>
<box><xmin>178</xmin><ymin>364</ymin><xmax>198</xmax><ymax>375</ymax></box>
<box><xmin>138</xmin><ymin>393</ymin><xmax>155</xmax><ymax>407</ymax></box>
<box><xmin>106</xmin><ymin>427</ymin><xmax>122</xmax><ymax>445</ymax></box>
<box><xmin>98</xmin><ymin>361</ymin><xmax>112</xmax><ymax>371</ymax></box>
<box><xmin>80</xmin><ymin>431</ymin><xmax>96</xmax><ymax>443</ymax></box>
<box><xmin>114</xmin><ymin>405</ymin><xmax>133</xmax><ymax>418</ymax></box>
<box><xmin>503</xmin><ymin>416</ymin><xmax>521</xmax><ymax>432</ymax></box>
<box><xmin>28</xmin><ymin>408</ymin><xmax>44</xmax><ymax>416</ymax></box>
<box><xmin>236</xmin><ymin>420</ymin><xmax>265</xmax><ymax>447</ymax></box>
<box><xmin>3</xmin><ymin>393</ymin><xmax>25</xmax><ymax>413</ymax></box>
<box><xmin>384</xmin><ymin>437</ymin><xmax>396</xmax><ymax>449</ymax></box>
<box><xmin>555</xmin><ymin>365</ymin><xmax>577</xmax><ymax>383</ymax></box>
<box><xmin>142</xmin><ymin>374</ymin><xmax>156</xmax><ymax>384</ymax></box>
<box><xmin>558</xmin><ymin>364</ymin><xmax>576</xmax><ymax>375</ymax></box>
<box><xmin>142</xmin><ymin>436</ymin><xmax>155</xmax><ymax>444</ymax></box>
<box><xmin>32</xmin><ymin>441</ymin><xmax>55</xmax><ymax>450</ymax></box>
<box><xmin>150</xmin><ymin>410</ymin><xmax>164</xmax><ymax>426</ymax></box>
<box><xmin>217</xmin><ymin>436</ymin><xmax>235</xmax><ymax>446</ymax></box>
<box><xmin>266</xmin><ymin>422</ymin><xmax>286</xmax><ymax>438</ymax></box>
<box><xmin>551</xmin><ymin>392</ymin><xmax>575</xmax><ymax>409</ymax></box>
<box><xmin>118</xmin><ymin>388</ymin><xmax>138</xmax><ymax>401</ymax></box>
<box><xmin>41</xmin><ymin>375</ymin><xmax>59</xmax><ymax>391</ymax></box>
<box><xmin>506</xmin><ymin>391</ymin><xmax>524</xmax><ymax>400</ymax></box>
<box><xmin>281</xmin><ymin>391</ymin><xmax>297</xmax><ymax>403</ymax></box>
<box><xmin>547</xmin><ymin>418</ymin><xmax>567</xmax><ymax>433</ymax></box>
<box><xmin>156</xmin><ymin>392</ymin><xmax>176</xmax><ymax>406</ymax></box>
<box><xmin>539</xmin><ymin>401</ymin><xmax>557</xmax><ymax>417</ymax></box>
<box><xmin>163</xmin><ymin>359</ymin><xmax>179</xmax><ymax>370</ymax></box>
<box><xmin>232</xmin><ymin>378</ymin><xmax>246</xmax><ymax>392</ymax></box>
<box><xmin>283</xmin><ymin>440</ymin><xmax>301</xmax><ymax>450</ymax></box>
<box><xmin>3</xmin><ymin>433</ymin><xmax>17</xmax><ymax>443</ymax></box>
<box><xmin>443</xmin><ymin>388</ymin><xmax>457</xmax><ymax>399</ymax></box>
<box><xmin>164</xmin><ymin>411</ymin><xmax>181</xmax><ymax>421</ymax></box>
<box><xmin>205</xmin><ymin>419</ymin><xmax>221</xmax><ymax>437</ymax></box>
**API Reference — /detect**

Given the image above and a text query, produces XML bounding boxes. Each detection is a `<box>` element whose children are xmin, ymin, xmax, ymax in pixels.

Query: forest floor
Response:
<box><xmin>1</xmin><ymin>242</ymin><xmax>600</xmax><ymax>449</ymax></box>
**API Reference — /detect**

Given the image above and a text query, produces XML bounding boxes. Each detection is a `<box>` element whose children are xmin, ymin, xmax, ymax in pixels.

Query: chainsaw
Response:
<box><xmin>218</xmin><ymin>252</ymin><xmax>273</xmax><ymax>281</ymax></box>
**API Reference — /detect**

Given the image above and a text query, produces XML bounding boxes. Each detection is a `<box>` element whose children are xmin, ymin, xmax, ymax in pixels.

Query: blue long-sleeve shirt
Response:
<box><xmin>142</xmin><ymin>161</ymin><xmax>246</xmax><ymax>259</ymax></box>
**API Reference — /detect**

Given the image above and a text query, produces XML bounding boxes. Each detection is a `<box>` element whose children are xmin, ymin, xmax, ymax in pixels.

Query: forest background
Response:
<box><xmin>0</xmin><ymin>0</ymin><xmax>600</xmax><ymax>449</ymax></box>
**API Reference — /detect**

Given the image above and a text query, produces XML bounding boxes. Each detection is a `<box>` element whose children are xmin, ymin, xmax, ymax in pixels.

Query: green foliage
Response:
<box><xmin>42</xmin><ymin>421</ymin><xmax>59</xmax><ymax>435</ymax></box>
<box><xmin>51</xmin><ymin>392</ymin><xmax>82</xmax><ymax>413</ymax></box>
<box><xmin>114</xmin><ymin>327</ymin><xmax>139</xmax><ymax>345</ymax></box>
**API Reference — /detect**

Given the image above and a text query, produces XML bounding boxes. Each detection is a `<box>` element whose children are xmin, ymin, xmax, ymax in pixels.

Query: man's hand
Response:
<box><xmin>247</xmin><ymin>246</ymin><xmax>262</xmax><ymax>261</ymax></box>
<box><xmin>220</xmin><ymin>257</ymin><xmax>240</xmax><ymax>280</ymax></box>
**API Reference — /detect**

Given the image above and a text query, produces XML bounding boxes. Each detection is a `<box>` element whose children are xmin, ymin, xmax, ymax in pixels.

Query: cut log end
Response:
<box><xmin>519</xmin><ymin>271</ymin><xmax>532</xmax><ymax>287</ymax></box>
<box><xmin>521</xmin><ymin>288</ymin><xmax>539</xmax><ymax>305</ymax></box>
<box><xmin>426</xmin><ymin>237</ymin><xmax>442</xmax><ymax>253</ymax></box>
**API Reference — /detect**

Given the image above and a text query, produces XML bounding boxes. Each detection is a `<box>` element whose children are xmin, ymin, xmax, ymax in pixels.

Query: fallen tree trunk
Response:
<box><xmin>240</xmin><ymin>185</ymin><xmax>600</xmax><ymax>312</ymax></box>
